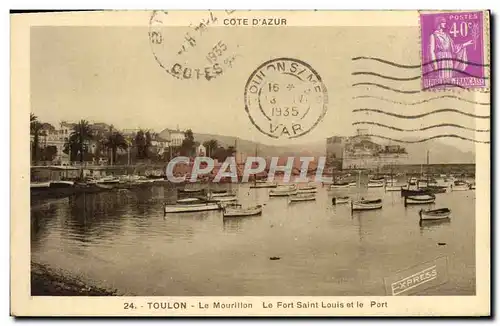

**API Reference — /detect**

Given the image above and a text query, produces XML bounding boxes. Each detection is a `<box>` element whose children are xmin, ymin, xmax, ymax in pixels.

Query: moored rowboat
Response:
<box><xmin>289</xmin><ymin>193</ymin><xmax>316</xmax><ymax>203</ymax></box>
<box><xmin>351</xmin><ymin>199</ymin><xmax>383</xmax><ymax>211</ymax></box>
<box><xmin>164</xmin><ymin>202</ymin><xmax>221</xmax><ymax>214</ymax></box>
<box><xmin>96</xmin><ymin>183</ymin><xmax>115</xmax><ymax>190</ymax></box>
<box><xmin>223</xmin><ymin>204</ymin><xmax>263</xmax><ymax>217</ymax></box>
<box><xmin>367</xmin><ymin>180</ymin><xmax>384</xmax><ymax>188</ymax></box>
<box><xmin>330</xmin><ymin>182</ymin><xmax>350</xmax><ymax>189</ymax></box>
<box><xmin>297</xmin><ymin>187</ymin><xmax>317</xmax><ymax>194</ymax></box>
<box><xmin>178</xmin><ymin>188</ymin><xmax>205</xmax><ymax>194</ymax></box>
<box><xmin>404</xmin><ymin>194</ymin><xmax>436</xmax><ymax>206</ymax></box>
<box><xmin>419</xmin><ymin>208</ymin><xmax>451</xmax><ymax>221</ymax></box>
<box><xmin>385</xmin><ymin>185</ymin><xmax>403</xmax><ymax>192</ymax></box>
<box><xmin>332</xmin><ymin>196</ymin><xmax>350</xmax><ymax>205</ymax></box>
<box><xmin>451</xmin><ymin>181</ymin><xmax>470</xmax><ymax>191</ymax></box>
<box><xmin>250</xmin><ymin>181</ymin><xmax>278</xmax><ymax>188</ymax></box>
<box><xmin>31</xmin><ymin>181</ymin><xmax>51</xmax><ymax>189</ymax></box>
<box><xmin>269</xmin><ymin>185</ymin><xmax>297</xmax><ymax>197</ymax></box>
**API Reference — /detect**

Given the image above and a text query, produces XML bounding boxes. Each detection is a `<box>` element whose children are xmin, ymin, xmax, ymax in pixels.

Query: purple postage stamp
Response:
<box><xmin>420</xmin><ymin>11</ymin><xmax>486</xmax><ymax>90</ymax></box>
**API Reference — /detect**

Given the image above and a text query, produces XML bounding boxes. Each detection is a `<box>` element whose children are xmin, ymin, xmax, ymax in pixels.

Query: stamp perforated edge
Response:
<box><xmin>417</xmin><ymin>10</ymin><xmax>491</xmax><ymax>93</ymax></box>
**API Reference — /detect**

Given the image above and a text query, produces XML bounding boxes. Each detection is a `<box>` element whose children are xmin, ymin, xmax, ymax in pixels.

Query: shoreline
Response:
<box><xmin>31</xmin><ymin>262</ymin><xmax>118</xmax><ymax>296</ymax></box>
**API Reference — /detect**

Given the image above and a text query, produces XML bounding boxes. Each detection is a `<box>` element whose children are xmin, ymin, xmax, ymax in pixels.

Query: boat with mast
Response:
<box><xmin>351</xmin><ymin>171</ymin><xmax>383</xmax><ymax>211</ymax></box>
<box><xmin>249</xmin><ymin>144</ymin><xmax>277</xmax><ymax>189</ymax></box>
<box><xmin>385</xmin><ymin>162</ymin><xmax>402</xmax><ymax>192</ymax></box>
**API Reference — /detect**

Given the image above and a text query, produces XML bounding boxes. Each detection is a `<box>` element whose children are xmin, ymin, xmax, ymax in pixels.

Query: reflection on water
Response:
<box><xmin>31</xmin><ymin>184</ymin><xmax>476</xmax><ymax>296</ymax></box>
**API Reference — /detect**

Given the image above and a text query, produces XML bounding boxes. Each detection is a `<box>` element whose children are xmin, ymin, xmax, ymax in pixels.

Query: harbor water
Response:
<box><xmin>31</xmin><ymin>183</ymin><xmax>476</xmax><ymax>296</ymax></box>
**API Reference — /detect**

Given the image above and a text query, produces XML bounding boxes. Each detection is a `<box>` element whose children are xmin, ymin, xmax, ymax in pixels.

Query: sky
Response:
<box><xmin>30</xmin><ymin>24</ymin><xmax>489</xmax><ymax>151</ymax></box>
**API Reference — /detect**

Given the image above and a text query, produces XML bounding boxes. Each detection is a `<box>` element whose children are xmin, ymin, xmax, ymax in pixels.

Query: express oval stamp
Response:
<box><xmin>244</xmin><ymin>58</ymin><xmax>328</xmax><ymax>139</ymax></box>
<box><xmin>149</xmin><ymin>10</ymin><xmax>241</xmax><ymax>81</ymax></box>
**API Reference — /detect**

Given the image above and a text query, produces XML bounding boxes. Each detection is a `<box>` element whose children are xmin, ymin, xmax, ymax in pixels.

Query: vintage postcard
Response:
<box><xmin>11</xmin><ymin>10</ymin><xmax>490</xmax><ymax>317</ymax></box>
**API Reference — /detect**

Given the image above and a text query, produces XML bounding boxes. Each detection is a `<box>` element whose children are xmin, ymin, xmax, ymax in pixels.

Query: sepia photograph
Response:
<box><xmin>11</xmin><ymin>9</ymin><xmax>491</xmax><ymax>316</ymax></box>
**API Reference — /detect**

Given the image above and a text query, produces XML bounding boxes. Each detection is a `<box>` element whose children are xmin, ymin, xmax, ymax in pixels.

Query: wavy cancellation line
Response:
<box><xmin>352</xmin><ymin>95</ymin><xmax>490</xmax><ymax>106</ymax></box>
<box><xmin>352</xmin><ymin>68</ymin><xmax>488</xmax><ymax>81</ymax></box>
<box><xmin>352</xmin><ymin>56</ymin><xmax>490</xmax><ymax>69</ymax></box>
<box><xmin>352</xmin><ymin>121</ymin><xmax>490</xmax><ymax>133</ymax></box>
<box><xmin>352</xmin><ymin>82</ymin><xmax>467</xmax><ymax>94</ymax></box>
<box><xmin>352</xmin><ymin>108</ymin><xmax>490</xmax><ymax>119</ymax></box>
<box><xmin>353</xmin><ymin>134</ymin><xmax>490</xmax><ymax>144</ymax></box>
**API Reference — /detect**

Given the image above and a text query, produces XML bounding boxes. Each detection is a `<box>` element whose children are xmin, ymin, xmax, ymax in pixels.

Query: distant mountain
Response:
<box><xmin>158</xmin><ymin>129</ymin><xmax>475</xmax><ymax>164</ymax></box>
<box><xmin>398</xmin><ymin>139</ymin><xmax>475</xmax><ymax>164</ymax></box>
<box><xmin>158</xmin><ymin>130</ymin><xmax>326</xmax><ymax>158</ymax></box>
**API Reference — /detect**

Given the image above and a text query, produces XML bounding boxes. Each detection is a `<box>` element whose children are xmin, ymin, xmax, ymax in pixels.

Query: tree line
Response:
<box><xmin>30</xmin><ymin>115</ymin><xmax>237</xmax><ymax>165</ymax></box>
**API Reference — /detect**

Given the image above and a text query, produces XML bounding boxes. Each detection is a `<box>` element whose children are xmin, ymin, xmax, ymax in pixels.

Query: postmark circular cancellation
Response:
<box><xmin>149</xmin><ymin>10</ymin><xmax>241</xmax><ymax>82</ymax></box>
<box><xmin>244</xmin><ymin>58</ymin><xmax>328</xmax><ymax>139</ymax></box>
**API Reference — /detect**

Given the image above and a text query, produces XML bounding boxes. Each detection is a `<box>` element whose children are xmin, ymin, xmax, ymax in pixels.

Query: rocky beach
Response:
<box><xmin>31</xmin><ymin>262</ymin><xmax>117</xmax><ymax>296</ymax></box>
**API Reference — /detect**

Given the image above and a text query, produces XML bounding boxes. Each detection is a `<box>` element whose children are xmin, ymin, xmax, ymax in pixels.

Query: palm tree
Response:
<box><xmin>105</xmin><ymin>130</ymin><xmax>128</xmax><ymax>165</ymax></box>
<box><xmin>30</xmin><ymin>113</ymin><xmax>43</xmax><ymax>164</ymax></box>
<box><xmin>226</xmin><ymin>145</ymin><xmax>236</xmax><ymax>157</ymax></box>
<box><xmin>68</xmin><ymin>120</ymin><xmax>94</xmax><ymax>165</ymax></box>
<box><xmin>203</xmin><ymin>139</ymin><xmax>219</xmax><ymax>157</ymax></box>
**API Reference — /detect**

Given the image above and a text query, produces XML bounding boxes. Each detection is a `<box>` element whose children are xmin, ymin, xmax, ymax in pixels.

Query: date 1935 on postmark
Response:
<box><xmin>244</xmin><ymin>58</ymin><xmax>328</xmax><ymax>139</ymax></box>
<box><xmin>420</xmin><ymin>11</ymin><xmax>488</xmax><ymax>90</ymax></box>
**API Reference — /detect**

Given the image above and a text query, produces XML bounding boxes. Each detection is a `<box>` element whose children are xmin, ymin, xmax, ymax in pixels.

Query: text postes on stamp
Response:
<box><xmin>149</xmin><ymin>10</ymin><xmax>240</xmax><ymax>81</ymax></box>
<box><xmin>420</xmin><ymin>11</ymin><xmax>487</xmax><ymax>90</ymax></box>
<box><xmin>244</xmin><ymin>58</ymin><xmax>328</xmax><ymax>139</ymax></box>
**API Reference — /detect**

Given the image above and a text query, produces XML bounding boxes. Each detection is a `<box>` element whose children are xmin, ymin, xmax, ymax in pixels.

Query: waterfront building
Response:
<box><xmin>196</xmin><ymin>143</ymin><xmax>207</xmax><ymax>156</ymax></box>
<box><xmin>326</xmin><ymin>129</ymin><xmax>409</xmax><ymax>170</ymax></box>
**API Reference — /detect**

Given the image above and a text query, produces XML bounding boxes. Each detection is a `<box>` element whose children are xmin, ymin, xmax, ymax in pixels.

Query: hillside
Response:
<box><xmin>158</xmin><ymin>129</ymin><xmax>475</xmax><ymax>164</ymax></box>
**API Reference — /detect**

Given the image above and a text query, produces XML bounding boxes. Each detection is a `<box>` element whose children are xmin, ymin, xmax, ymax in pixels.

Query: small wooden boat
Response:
<box><xmin>269</xmin><ymin>189</ymin><xmax>297</xmax><ymax>197</ymax></box>
<box><xmin>351</xmin><ymin>198</ymin><xmax>383</xmax><ymax>211</ymax></box>
<box><xmin>208</xmin><ymin>190</ymin><xmax>235</xmax><ymax>198</ymax></box>
<box><xmin>404</xmin><ymin>194</ymin><xmax>436</xmax><ymax>206</ymax></box>
<box><xmin>211</xmin><ymin>196</ymin><xmax>238</xmax><ymax>203</ymax></box>
<box><xmin>452</xmin><ymin>181</ymin><xmax>470</xmax><ymax>191</ymax></box>
<box><xmin>30</xmin><ymin>181</ymin><xmax>51</xmax><ymax>189</ymax></box>
<box><xmin>96</xmin><ymin>183</ymin><xmax>115</xmax><ymax>190</ymax></box>
<box><xmin>298</xmin><ymin>185</ymin><xmax>316</xmax><ymax>190</ymax></box>
<box><xmin>369</xmin><ymin>177</ymin><xmax>385</xmax><ymax>183</ymax></box>
<box><xmin>49</xmin><ymin>180</ymin><xmax>75</xmax><ymax>188</ymax></box>
<box><xmin>330</xmin><ymin>182</ymin><xmax>350</xmax><ymax>189</ymax></box>
<box><xmin>249</xmin><ymin>181</ymin><xmax>278</xmax><ymax>188</ymax></box>
<box><xmin>367</xmin><ymin>181</ymin><xmax>384</xmax><ymax>188</ymax></box>
<box><xmin>401</xmin><ymin>188</ymin><xmax>431</xmax><ymax>197</ymax></box>
<box><xmin>385</xmin><ymin>184</ymin><xmax>403</xmax><ymax>192</ymax></box>
<box><xmin>348</xmin><ymin>181</ymin><xmax>357</xmax><ymax>187</ymax></box>
<box><xmin>223</xmin><ymin>204</ymin><xmax>263</xmax><ymax>217</ymax></box>
<box><xmin>332</xmin><ymin>196</ymin><xmax>350</xmax><ymax>205</ymax></box>
<box><xmin>269</xmin><ymin>184</ymin><xmax>297</xmax><ymax>197</ymax></box>
<box><xmin>177</xmin><ymin>197</ymin><xmax>204</xmax><ymax>204</ymax></box>
<box><xmin>97</xmin><ymin>176</ymin><xmax>121</xmax><ymax>184</ymax></box>
<box><xmin>289</xmin><ymin>193</ymin><xmax>316</xmax><ymax>203</ymax></box>
<box><xmin>420</xmin><ymin>185</ymin><xmax>448</xmax><ymax>194</ymax></box>
<box><xmin>419</xmin><ymin>208</ymin><xmax>451</xmax><ymax>221</ymax></box>
<box><xmin>164</xmin><ymin>202</ymin><xmax>221</xmax><ymax>214</ymax></box>
<box><xmin>178</xmin><ymin>188</ymin><xmax>205</xmax><ymax>195</ymax></box>
<box><xmin>297</xmin><ymin>186</ymin><xmax>317</xmax><ymax>194</ymax></box>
